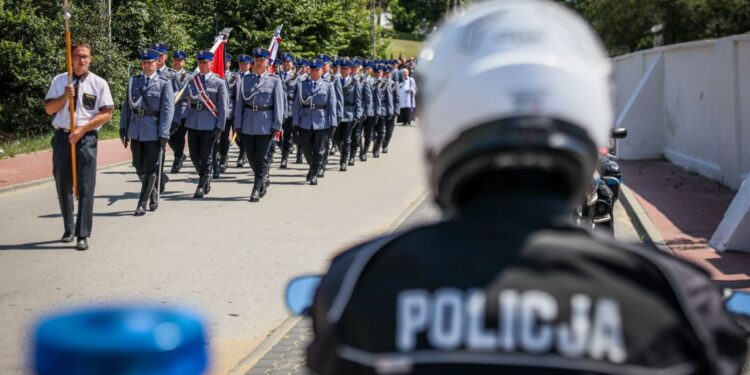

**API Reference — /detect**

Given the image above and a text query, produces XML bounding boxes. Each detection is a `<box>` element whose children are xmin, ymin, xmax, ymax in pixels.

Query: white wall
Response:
<box><xmin>613</xmin><ymin>35</ymin><xmax>750</xmax><ymax>190</ymax></box>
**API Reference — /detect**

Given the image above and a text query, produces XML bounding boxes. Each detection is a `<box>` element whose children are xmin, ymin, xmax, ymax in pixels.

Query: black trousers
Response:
<box><xmin>52</xmin><ymin>130</ymin><xmax>97</xmax><ymax>238</ymax></box>
<box><xmin>168</xmin><ymin>119</ymin><xmax>187</xmax><ymax>159</ymax></box>
<box><xmin>213</xmin><ymin>118</ymin><xmax>233</xmax><ymax>168</ymax></box>
<box><xmin>130</xmin><ymin>140</ymin><xmax>160</xmax><ymax>176</ymax></box>
<box><xmin>384</xmin><ymin>114</ymin><xmax>397</xmax><ymax>149</ymax></box>
<box><xmin>334</xmin><ymin>121</ymin><xmax>354</xmax><ymax>164</ymax></box>
<box><xmin>373</xmin><ymin>115</ymin><xmax>387</xmax><ymax>153</ymax></box>
<box><xmin>298</xmin><ymin>127</ymin><xmax>329</xmax><ymax>172</ymax></box>
<box><xmin>362</xmin><ymin>116</ymin><xmax>378</xmax><ymax>156</ymax></box>
<box><xmin>350</xmin><ymin>118</ymin><xmax>363</xmax><ymax>160</ymax></box>
<box><xmin>281</xmin><ymin>117</ymin><xmax>295</xmax><ymax>159</ymax></box>
<box><xmin>241</xmin><ymin>134</ymin><xmax>273</xmax><ymax>183</ymax></box>
<box><xmin>187</xmin><ymin>129</ymin><xmax>215</xmax><ymax>178</ymax></box>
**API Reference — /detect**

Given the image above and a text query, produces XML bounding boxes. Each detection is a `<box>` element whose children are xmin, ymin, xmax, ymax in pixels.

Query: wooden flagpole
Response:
<box><xmin>63</xmin><ymin>0</ymin><xmax>78</xmax><ymax>198</ymax></box>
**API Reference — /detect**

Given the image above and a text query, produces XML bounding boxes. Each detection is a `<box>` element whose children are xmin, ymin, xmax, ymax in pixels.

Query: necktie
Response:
<box><xmin>72</xmin><ymin>74</ymin><xmax>80</xmax><ymax>110</ymax></box>
<box><xmin>145</xmin><ymin>76</ymin><xmax>150</xmax><ymax>87</ymax></box>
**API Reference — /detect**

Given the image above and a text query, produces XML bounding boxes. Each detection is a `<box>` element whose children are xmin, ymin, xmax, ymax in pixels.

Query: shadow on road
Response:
<box><xmin>0</xmin><ymin>240</ymin><xmax>75</xmax><ymax>251</ymax></box>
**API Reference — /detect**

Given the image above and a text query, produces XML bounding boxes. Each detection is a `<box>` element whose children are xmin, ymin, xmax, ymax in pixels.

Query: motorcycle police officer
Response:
<box><xmin>292</xmin><ymin>59</ymin><xmax>337</xmax><ymax>186</ymax></box>
<box><xmin>119</xmin><ymin>48</ymin><xmax>174</xmax><ymax>216</ymax></box>
<box><xmin>307</xmin><ymin>1</ymin><xmax>748</xmax><ymax>374</ymax></box>
<box><xmin>234</xmin><ymin>47</ymin><xmax>285</xmax><ymax>202</ymax></box>
<box><xmin>184</xmin><ymin>50</ymin><xmax>228</xmax><ymax>198</ymax></box>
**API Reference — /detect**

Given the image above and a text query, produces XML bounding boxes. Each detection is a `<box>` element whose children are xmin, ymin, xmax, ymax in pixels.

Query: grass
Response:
<box><xmin>0</xmin><ymin>114</ymin><xmax>121</xmax><ymax>159</ymax></box>
<box><xmin>386</xmin><ymin>38</ymin><xmax>424</xmax><ymax>61</ymax></box>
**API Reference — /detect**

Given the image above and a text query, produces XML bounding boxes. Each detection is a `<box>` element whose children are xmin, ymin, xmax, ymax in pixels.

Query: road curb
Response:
<box><xmin>228</xmin><ymin>189</ymin><xmax>430</xmax><ymax>375</ymax></box>
<box><xmin>0</xmin><ymin>160</ymin><xmax>131</xmax><ymax>196</ymax></box>
<box><xmin>619</xmin><ymin>183</ymin><xmax>673</xmax><ymax>255</ymax></box>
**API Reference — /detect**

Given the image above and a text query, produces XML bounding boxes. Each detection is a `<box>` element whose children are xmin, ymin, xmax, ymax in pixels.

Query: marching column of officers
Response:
<box><xmin>120</xmin><ymin>43</ymin><xmax>404</xmax><ymax>215</ymax></box>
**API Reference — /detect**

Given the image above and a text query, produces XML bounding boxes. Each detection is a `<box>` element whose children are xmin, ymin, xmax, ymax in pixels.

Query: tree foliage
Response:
<box><xmin>559</xmin><ymin>0</ymin><xmax>750</xmax><ymax>54</ymax></box>
<box><xmin>0</xmin><ymin>0</ymin><xmax>385</xmax><ymax>139</ymax></box>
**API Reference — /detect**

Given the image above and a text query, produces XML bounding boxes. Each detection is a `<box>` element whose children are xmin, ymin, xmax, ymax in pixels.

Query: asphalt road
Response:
<box><xmin>0</xmin><ymin>124</ymin><xmax>427</xmax><ymax>375</ymax></box>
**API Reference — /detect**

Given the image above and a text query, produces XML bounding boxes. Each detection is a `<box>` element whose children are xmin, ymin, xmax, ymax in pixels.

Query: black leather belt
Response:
<box><xmin>244</xmin><ymin>104</ymin><xmax>274</xmax><ymax>111</ymax></box>
<box><xmin>302</xmin><ymin>104</ymin><xmax>327</xmax><ymax>109</ymax></box>
<box><xmin>133</xmin><ymin>108</ymin><xmax>160</xmax><ymax>117</ymax></box>
<box><xmin>189</xmin><ymin>103</ymin><xmax>210</xmax><ymax>111</ymax></box>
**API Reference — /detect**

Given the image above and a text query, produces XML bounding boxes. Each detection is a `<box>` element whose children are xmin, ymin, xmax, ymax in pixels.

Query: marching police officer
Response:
<box><xmin>149</xmin><ymin>43</ymin><xmax>179</xmax><ymax>192</ymax></box>
<box><xmin>168</xmin><ymin>50</ymin><xmax>190</xmax><ymax>173</ymax></box>
<box><xmin>212</xmin><ymin>53</ymin><xmax>237</xmax><ymax>178</ymax></box>
<box><xmin>44</xmin><ymin>41</ymin><xmax>114</xmax><ymax>251</ymax></box>
<box><xmin>234</xmin><ymin>54</ymin><xmax>253</xmax><ymax>168</ymax></box>
<box><xmin>184</xmin><ymin>50</ymin><xmax>228</xmax><ymax>198</ymax></box>
<box><xmin>279</xmin><ymin>52</ymin><xmax>299</xmax><ymax>169</ymax></box>
<box><xmin>307</xmin><ymin>1</ymin><xmax>748</xmax><ymax>374</ymax></box>
<box><xmin>119</xmin><ymin>48</ymin><xmax>175</xmax><ymax>216</ymax></box>
<box><xmin>234</xmin><ymin>47</ymin><xmax>285</xmax><ymax>202</ymax></box>
<box><xmin>333</xmin><ymin>60</ymin><xmax>361</xmax><ymax>171</ymax></box>
<box><xmin>381</xmin><ymin>66</ymin><xmax>401</xmax><ymax>154</ymax></box>
<box><xmin>348</xmin><ymin>59</ymin><xmax>370</xmax><ymax>167</ymax></box>
<box><xmin>294</xmin><ymin>58</ymin><xmax>310</xmax><ymax>164</ymax></box>
<box><xmin>292</xmin><ymin>59</ymin><xmax>337</xmax><ymax>185</ymax></box>
<box><xmin>369</xmin><ymin>65</ymin><xmax>387</xmax><ymax>158</ymax></box>
<box><xmin>319</xmin><ymin>54</ymin><xmax>343</xmax><ymax>176</ymax></box>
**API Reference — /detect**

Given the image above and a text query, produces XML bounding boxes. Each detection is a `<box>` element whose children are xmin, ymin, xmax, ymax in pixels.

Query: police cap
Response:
<box><xmin>139</xmin><ymin>49</ymin><xmax>159</xmax><ymax>61</ymax></box>
<box><xmin>237</xmin><ymin>54</ymin><xmax>252</xmax><ymax>63</ymax></box>
<box><xmin>149</xmin><ymin>43</ymin><xmax>169</xmax><ymax>55</ymax></box>
<box><xmin>196</xmin><ymin>50</ymin><xmax>214</xmax><ymax>61</ymax></box>
<box><xmin>172</xmin><ymin>50</ymin><xmax>187</xmax><ymax>60</ymax></box>
<box><xmin>252</xmin><ymin>47</ymin><xmax>271</xmax><ymax>59</ymax></box>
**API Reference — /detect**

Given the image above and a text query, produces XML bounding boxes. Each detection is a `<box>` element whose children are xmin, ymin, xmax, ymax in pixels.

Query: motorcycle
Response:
<box><xmin>577</xmin><ymin>128</ymin><xmax>627</xmax><ymax>233</ymax></box>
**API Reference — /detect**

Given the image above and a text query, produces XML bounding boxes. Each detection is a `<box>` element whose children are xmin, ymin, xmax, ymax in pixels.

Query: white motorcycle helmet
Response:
<box><xmin>418</xmin><ymin>0</ymin><xmax>613</xmax><ymax>211</ymax></box>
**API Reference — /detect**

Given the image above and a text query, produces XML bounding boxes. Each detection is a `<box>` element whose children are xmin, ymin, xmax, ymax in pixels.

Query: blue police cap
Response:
<box><xmin>309</xmin><ymin>59</ymin><xmax>324</xmax><ymax>69</ymax></box>
<box><xmin>252</xmin><ymin>47</ymin><xmax>271</xmax><ymax>58</ymax></box>
<box><xmin>298</xmin><ymin>58</ymin><xmax>309</xmax><ymax>67</ymax></box>
<box><xmin>172</xmin><ymin>50</ymin><xmax>187</xmax><ymax>60</ymax></box>
<box><xmin>149</xmin><ymin>43</ymin><xmax>169</xmax><ymax>55</ymax></box>
<box><xmin>385</xmin><ymin>66</ymin><xmax>393</xmax><ymax>72</ymax></box>
<box><xmin>196</xmin><ymin>50</ymin><xmax>214</xmax><ymax>61</ymax></box>
<box><xmin>352</xmin><ymin>59</ymin><xmax>362</xmax><ymax>67</ymax></box>
<box><xmin>273</xmin><ymin>58</ymin><xmax>281</xmax><ymax>66</ymax></box>
<box><xmin>237</xmin><ymin>54</ymin><xmax>252</xmax><ymax>63</ymax></box>
<box><xmin>332</xmin><ymin>59</ymin><xmax>342</xmax><ymax>67</ymax></box>
<box><xmin>139</xmin><ymin>49</ymin><xmax>159</xmax><ymax>61</ymax></box>
<box><xmin>340</xmin><ymin>60</ymin><xmax>353</xmax><ymax>68</ymax></box>
<box><xmin>317</xmin><ymin>54</ymin><xmax>332</xmax><ymax>64</ymax></box>
<box><xmin>281</xmin><ymin>52</ymin><xmax>295</xmax><ymax>62</ymax></box>
<box><xmin>225</xmin><ymin>53</ymin><xmax>233</xmax><ymax>62</ymax></box>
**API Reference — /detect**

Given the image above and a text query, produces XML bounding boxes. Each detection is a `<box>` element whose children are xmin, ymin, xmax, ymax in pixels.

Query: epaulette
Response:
<box><xmin>167</xmin><ymin>68</ymin><xmax>177</xmax><ymax>73</ymax></box>
<box><xmin>159</xmin><ymin>75</ymin><xmax>170</xmax><ymax>81</ymax></box>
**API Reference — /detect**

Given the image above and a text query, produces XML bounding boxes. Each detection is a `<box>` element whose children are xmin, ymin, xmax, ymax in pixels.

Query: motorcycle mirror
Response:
<box><xmin>725</xmin><ymin>291</ymin><xmax>750</xmax><ymax>317</ymax></box>
<box><xmin>612</xmin><ymin>128</ymin><xmax>628</xmax><ymax>139</ymax></box>
<box><xmin>285</xmin><ymin>275</ymin><xmax>322</xmax><ymax>315</ymax></box>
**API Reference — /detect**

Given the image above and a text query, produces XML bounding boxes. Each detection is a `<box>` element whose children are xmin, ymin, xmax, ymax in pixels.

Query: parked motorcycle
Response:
<box><xmin>577</xmin><ymin>128</ymin><xmax>627</xmax><ymax>233</ymax></box>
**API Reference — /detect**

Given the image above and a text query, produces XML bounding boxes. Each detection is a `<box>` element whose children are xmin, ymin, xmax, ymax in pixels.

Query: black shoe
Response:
<box><xmin>310</xmin><ymin>176</ymin><xmax>318</xmax><ymax>185</ymax></box>
<box><xmin>61</xmin><ymin>232</ymin><xmax>74</xmax><ymax>243</ymax></box>
<box><xmin>171</xmin><ymin>155</ymin><xmax>185</xmax><ymax>173</ymax></box>
<box><xmin>295</xmin><ymin>155</ymin><xmax>303</xmax><ymax>164</ymax></box>
<box><xmin>360</xmin><ymin>154</ymin><xmax>367</xmax><ymax>162</ymax></box>
<box><xmin>204</xmin><ymin>180</ymin><xmax>211</xmax><ymax>195</ymax></box>
<box><xmin>220</xmin><ymin>164</ymin><xmax>227</xmax><ymax>173</ymax></box>
<box><xmin>149</xmin><ymin>190</ymin><xmax>159</xmax><ymax>212</ymax></box>
<box><xmin>340</xmin><ymin>163</ymin><xmax>347</xmax><ymax>171</ymax></box>
<box><xmin>236</xmin><ymin>158</ymin><xmax>246</xmax><ymax>168</ymax></box>
<box><xmin>75</xmin><ymin>238</ymin><xmax>88</xmax><ymax>251</ymax></box>
<box><xmin>280</xmin><ymin>158</ymin><xmax>288</xmax><ymax>169</ymax></box>
<box><xmin>348</xmin><ymin>158</ymin><xmax>355</xmax><ymax>166</ymax></box>
<box><xmin>134</xmin><ymin>203</ymin><xmax>147</xmax><ymax>216</ymax></box>
<box><xmin>330</xmin><ymin>147</ymin><xmax>337</xmax><ymax>156</ymax></box>
<box><xmin>373</xmin><ymin>151</ymin><xmax>380</xmax><ymax>158</ymax></box>
<box><xmin>383</xmin><ymin>147</ymin><xmax>388</xmax><ymax>154</ymax></box>
<box><xmin>249</xmin><ymin>188</ymin><xmax>260</xmax><ymax>202</ymax></box>
<box><xmin>212</xmin><ymin>168</ymin><xmax>221</xmax><ymax>179</ymax></box>
<box><xmin>306</xmin><ymin>168</ymin><xmax>313</xmax><ymax>182</ymax></box>
<box><xmin>260</xmin><ymin>179</ymin><xmax>269</xmax><ymax>197</ymax></box>
<box><xmin>160</xmin><ymin>174</ymin><xmax>169</xmax><ymax>194</ymax></box>
<box><xmin>194</xmin><ymin>186</ymin><xmax>205</xmax><ymax>198</ymax></box>
<box><xmin>318</xmin><ymin>169</ymin><xmax>325</xmax><ymax>178</ymax></box>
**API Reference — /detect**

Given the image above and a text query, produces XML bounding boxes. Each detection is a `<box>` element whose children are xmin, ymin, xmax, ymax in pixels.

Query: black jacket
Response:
<box><xmin>308</xmin><ymin>195</ymin><xmax>746</xmax><ymax>375</ymax></box>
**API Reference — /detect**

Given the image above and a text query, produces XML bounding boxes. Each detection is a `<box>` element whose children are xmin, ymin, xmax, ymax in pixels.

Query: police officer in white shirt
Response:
<box><xmin>44</xmin><ymin>41</ymin><xmax>114</xmax><ymax>251</ymax></box>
